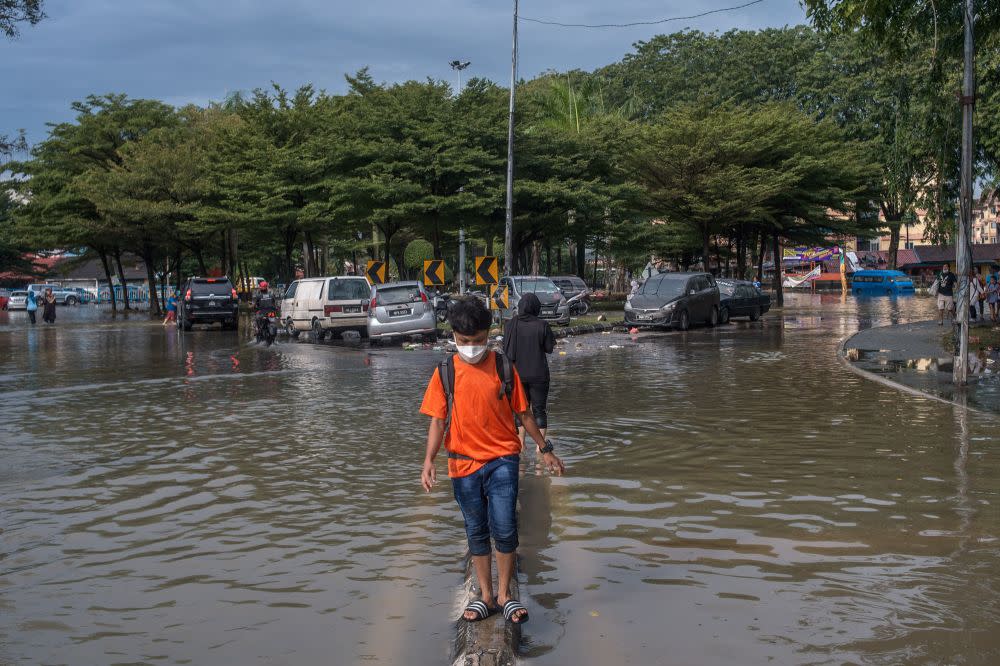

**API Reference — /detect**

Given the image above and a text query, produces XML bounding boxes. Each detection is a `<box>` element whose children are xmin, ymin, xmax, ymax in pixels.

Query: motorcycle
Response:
<box><xmin>564</xmin><ymin>289</ymin><xmax>591</xmax><ymax>317</ymax></box>
<box><xmin>430</xmin><ymin>289</ymin><xmax>453</xmax><ymax>323</ymax></box>
<box><xmin>254</xmin><ymin>310</ymin><xmax>279</xmax><ymax>346</ymax></box>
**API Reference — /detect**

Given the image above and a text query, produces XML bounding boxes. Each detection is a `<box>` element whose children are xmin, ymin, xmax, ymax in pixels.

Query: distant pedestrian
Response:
<box><xmin>503</xmin><ymin>293</ymin><xmax>556</xmax><ymax>445</ymax></box>
<box><xmin>969</xmin><ymin>270</ymin><xmax>985</xmax><ymax>321</ymax></box>
<box><xmin>987</xmin><ymin>275</ymin><xmax>1000</xmax><ymax>322</ymax></box>
<box><xmin>629</xmin><ymin>279</ymin><xmax>640</xmax><ymax>297</ymax></box>
<box><xmin>753</xmin><ymin>275</ymin><xmax>762</xmax><ymax>290</ymax></box>
<box><xmin>25</xmin><ymin>290</ymin><xmax>38</xmax><ymax>325</ymax></box>
<box><xmin>936</xmin><ymin>266</ymin><xmax>957</xmax><ymax>326</ymax></box>
<box><xmin>41</xmin><ymin>288</ymin><xmax>57</xmax><ymax>324</ymax></box>
<box><xmin>162</xmin><ymin>290</ymin><xmax>178</xmax><ymax>325</ymax></box>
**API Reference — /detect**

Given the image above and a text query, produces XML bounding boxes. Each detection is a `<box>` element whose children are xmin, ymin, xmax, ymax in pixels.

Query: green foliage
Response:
<box><xmin>1</xmin><ymin>0</ymin><xmax>45</xmax><ymax>39</ymax></box>
<box><xmin>403</xmin><ymin>239</ymin><xmax>434</xmax><ymax>270</ymax></box>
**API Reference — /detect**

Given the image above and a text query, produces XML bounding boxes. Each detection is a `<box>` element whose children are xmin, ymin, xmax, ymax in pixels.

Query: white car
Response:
<box><xmin>280</xmin><ymin>276</ymin><xmax>372</xmax><ymax>340</ymax></box>
<box><xmin>7</xmin><ymin>290</ymin><xmax>28</xmax><ymax>310</ymax></box>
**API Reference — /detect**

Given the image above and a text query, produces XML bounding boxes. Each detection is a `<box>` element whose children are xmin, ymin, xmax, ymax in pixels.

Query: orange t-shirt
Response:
<box><xmin>420</xmin><ymin>351</ymin><xmax>528</xmax><ymax>478</ymax></box>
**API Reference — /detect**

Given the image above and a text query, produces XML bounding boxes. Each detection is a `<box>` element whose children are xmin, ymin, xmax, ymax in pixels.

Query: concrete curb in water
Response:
<box><xmin>837</xmin><ymin>324</ymin><xmax>983</xmax><ymax>413</ymax></box>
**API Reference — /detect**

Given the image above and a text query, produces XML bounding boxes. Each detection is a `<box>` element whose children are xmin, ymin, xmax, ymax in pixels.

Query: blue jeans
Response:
<box><xmin>452</xmin><ymin>455</ymin><xmax>520</xmax><ymax>556</ymax></box>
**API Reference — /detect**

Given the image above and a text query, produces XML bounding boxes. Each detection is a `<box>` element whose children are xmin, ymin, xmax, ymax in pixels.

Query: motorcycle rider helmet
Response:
<box><xmin>258</xmin><ymin>280</ymin><xmax>269</xmax><ymax>292</ymax></box>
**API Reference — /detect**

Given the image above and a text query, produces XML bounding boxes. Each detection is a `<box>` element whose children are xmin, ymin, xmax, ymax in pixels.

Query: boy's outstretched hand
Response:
<box><xmin>421</xmin><ymin>459</ymin><xmax>437</xmax><ymax>492</ymax></box>
<box><xmin>540</xmin><ymin>451</ymin><xmax>566</xmax><ymax>476</ymax></box>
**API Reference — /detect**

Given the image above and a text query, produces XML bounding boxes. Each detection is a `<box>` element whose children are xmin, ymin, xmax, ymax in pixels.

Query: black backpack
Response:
<box><xmin>438</xmin><ymin>351</ymin><xmax>516</xmax><ymax>462</ymax></box>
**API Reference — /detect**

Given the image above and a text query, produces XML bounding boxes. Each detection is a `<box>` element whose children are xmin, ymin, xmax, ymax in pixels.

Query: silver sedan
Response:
<box><xmin>367</xmin><ymin>281</ymin><xmax>438</xmax><ymax>341</ymax></box>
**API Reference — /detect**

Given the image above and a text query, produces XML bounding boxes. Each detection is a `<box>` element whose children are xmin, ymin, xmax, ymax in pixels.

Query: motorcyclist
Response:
<box><xmin>252</xmin><ymin>281</ymin><xmax>278</xmax><ymax>343</ymax></box>
<box><xmin>253</xmin><ymin>281</ymin><xmax>276</xmax><ymax>314</ymax></box>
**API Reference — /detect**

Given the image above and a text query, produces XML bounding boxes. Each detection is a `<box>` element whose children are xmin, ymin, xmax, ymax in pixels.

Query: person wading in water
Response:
<box><xmin>503</xmin><ymin>293</ymin><xmax>556</xmax><ymax>445</ymax></box>
<box><xmin>420</xmin><ymin>297</ymin><xmax>565</xmax><ymax>625</ymax></box>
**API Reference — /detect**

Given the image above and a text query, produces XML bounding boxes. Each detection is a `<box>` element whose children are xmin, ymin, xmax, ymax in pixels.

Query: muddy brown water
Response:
<box><xmin>1</xmin><ymin>295</ymin><xmax>998</xmax><ymax>665</ymax></box>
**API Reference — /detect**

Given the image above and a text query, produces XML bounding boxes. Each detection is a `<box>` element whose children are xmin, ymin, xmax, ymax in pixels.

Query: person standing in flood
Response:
<box><xmin>25</xmin><ymin>289</ymin><xmax>38</xmax><ymax>325</ymax></box>
<box><xmin>41</xmin><ymin>288</ymin><xmax>57</xmax><ymax>324</ymax></box>
<box><xmin>503</xmin><ymin>293</ymin><xmax>556</xmax><ymax>445</ymax></box>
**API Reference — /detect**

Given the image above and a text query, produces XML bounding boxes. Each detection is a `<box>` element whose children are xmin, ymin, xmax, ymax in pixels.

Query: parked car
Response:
<box><xmin>7</xmin><ymin>290</ymin><xmax>27</xmax><ymax>310</ymax></box>
<box><xmin>27</xmin><ymin>283</ymin><xmax>82</xmax><ymax>305</ymax></box>
<box><xmin>177</xmin><ymin>276</ymin><xmax>239</xmax><ymax>331</ymax></box>
<box><xmin>497</xmin><ymin>275</ymin><xmax>571</xmax><ymax>325</ymax></box>
<box><xmin>280</xmin><ymin>276</ymin><xmax>371</xmax><ymax>340</ymax></box>
<box><xmin>0</xmin><ymin>289</ymin><xmax>9</xmax><ymax>310</ymax></box>
<box><xmin>367</xmin><ymin>281</ymin><xmax>437</xmax><ymax>341</ymax></box>
<box><xmin>716</xmin><ymin>279</ymin><xmax>771</xmax><ymax>323</ymax></box>
<box><xmin>550</xmin><ymin>275</ymin><xmax>592</xmax><ymax>315</ymax></box>
<box><xmin>851</xmin><ymin>269</ymin><xmax>916</xmax><ymax>296</ymax></box>
<box><xmin>624</xmin><ymin>272</ymin><xmax>720</xmax><ymax>330</ymax></box>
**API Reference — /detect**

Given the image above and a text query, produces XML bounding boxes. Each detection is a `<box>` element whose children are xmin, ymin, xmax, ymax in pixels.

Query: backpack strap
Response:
<box><xmin>494</xmin><ymin>351</ymin><xmax>515</xmax><ymax>402</ymax></box>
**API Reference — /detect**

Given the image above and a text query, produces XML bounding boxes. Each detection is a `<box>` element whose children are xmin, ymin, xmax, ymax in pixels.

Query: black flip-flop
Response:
<box><xmin>502</xmin><ymin>600</ymin><xmax>529</xmax><ymax>624</ymax></box>
<box><xmin>463</xmin><ymin>600</ymin><xmax>497</xmax><ymax>622</ymax></box>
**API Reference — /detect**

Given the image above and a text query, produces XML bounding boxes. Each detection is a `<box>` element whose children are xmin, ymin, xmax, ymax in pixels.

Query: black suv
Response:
<box><xmin>178</xmin><ymin>276</ymin><xmax>239</xmax><ymax>331</ymax></box>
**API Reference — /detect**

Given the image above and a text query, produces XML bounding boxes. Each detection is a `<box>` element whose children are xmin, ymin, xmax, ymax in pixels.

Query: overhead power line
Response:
<box><xmin>519</xmin><ymin>0</ymin><xmax>766</xmax><ymax>29</ymax></box>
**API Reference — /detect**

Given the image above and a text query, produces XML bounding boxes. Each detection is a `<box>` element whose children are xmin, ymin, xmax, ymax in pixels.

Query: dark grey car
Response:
<box><xmin>624</xmin><ymin>272</ymin><xmax>720</xmax><ymax>330</ymax></box>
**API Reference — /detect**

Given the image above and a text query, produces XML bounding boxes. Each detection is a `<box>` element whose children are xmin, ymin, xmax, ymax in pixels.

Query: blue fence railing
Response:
<box><xmin>95</xmin><ymin>285</ymin><xmax>174</xmax><ymax>306</ymax></box>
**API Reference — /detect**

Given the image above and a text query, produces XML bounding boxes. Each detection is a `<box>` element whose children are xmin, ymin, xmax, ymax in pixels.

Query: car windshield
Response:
<box><xmin>377</xmin><ymin>285</ymin><xmax>422</xmax><ymax>305</ymax></box>
<box><xmin>190</xmin><ymin>280</ymin><xmax>232</xmax><ymax>294</ymax></box>
<box><xmin>11</xmin><ymin>291</ymin><xmax>27</xmax><ymax>297</ymax></box>
<box><xmin>640</xmin><ymin>276</ymin><xmax>686</xmax><ymax>298</ymax></box>
<box><xmin>328</xmin><ymin>279</ymin><xmax>370</xmax><ymax>300</ymax></box>
<box><xmin>515</xmin><ymin>278</ymin><xmax>559</xmax><ymax>294</ymax></box>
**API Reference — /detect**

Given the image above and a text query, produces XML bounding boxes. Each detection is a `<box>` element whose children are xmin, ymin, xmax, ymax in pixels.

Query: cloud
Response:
<box><xmin>1</xmin><ymin>0</ymin><xmax>806</xmax><ymax>144</ymax></box>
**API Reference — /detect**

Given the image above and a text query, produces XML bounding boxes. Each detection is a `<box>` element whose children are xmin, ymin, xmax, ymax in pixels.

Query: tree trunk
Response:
<box><xmin>141</xmin><ymin>245</ymin><xmax>161</xmax><ymax>316</ymax></box>
<box><xmin>576</xmin><ymin>239</ymin><xmax>586</xmax><ymax>278</ymax></box>
<box><xmin>736</xmin><ymin>225</ymin><xmax>747</xmax><ymax>279</ymax></box>
<box><xmin>556</xmin><ymin>245</ymin><xmax>563</xmax><ymax>274</ymax></box>
<box><xmin>195</xmin><ymin>248</ymin><xmax>208</xmax><ymax>276</ymax></box>
<box><xmin>887</xmin><ymin>220</ymin><xmax>902</xmax><ymax>270</ymax></box>
<box><xmin>531</xmin><ymin>240</ymin><xmax>541</xmax><ymax>275</ymax></box>
<box><xmin>545</xmin><ymin>241</ymin><xmax>551</xmax><ymax>275</ymax></box>
<box><xmin>757</xmin><ymin>230</ymin><xmax>766</xmax><ymax>284</ymax></box>
<box><xmin>284</xmin><ymin>226</ymin><xmax>296</xmax><ymax>283</ymax></box>
<box><xmin>98</xmin><ymin>248</ymin><xmax>117</xmax><ymax>312</ymax></box>
<box><xmin>772</xmin><ymin>232</ymin><xmax>784</xmax><ymax>306</ymax></box>
<box><xmin>174</xmin><ymin>249</ymin><xmax>183</xmax><ymax>291</ymax></box>
<box><xmin>114</xmin><ymin>249</ymin><xmax>132</xmax><ymax>310</ymax></box>
<box><xmin>219</xmin><ymin>232</ymin><xmax>228</xmax><ymax>276</ymax></box>
<box><xmin>702</xmin><ymin>225</ymin><xmax>712</xmax><ymax>275</ymax></box>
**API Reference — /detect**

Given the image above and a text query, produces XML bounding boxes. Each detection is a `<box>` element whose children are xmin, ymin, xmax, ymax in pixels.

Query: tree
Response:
<box><xmin>1</xmin><ymin>0</ymin><xmax>44</xmax><ymax>38</ymax></box>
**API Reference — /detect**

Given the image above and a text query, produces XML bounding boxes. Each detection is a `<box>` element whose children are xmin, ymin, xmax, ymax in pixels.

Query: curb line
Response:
<box><xmin>837</xmin><ymin>324</ymin><xmax>982</xmax><ymax>413</ymax></box>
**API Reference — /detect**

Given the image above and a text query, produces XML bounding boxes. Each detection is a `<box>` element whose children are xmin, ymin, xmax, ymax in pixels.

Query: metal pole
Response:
<box><xmin>459</xmin><ymin>228</ymin><xmax>467</xmax><ymax>294</ymax></box>
<box><xmin>504</xmin><ymin>0</ymin><xmax>518</xmax><ymax>277</ymax></box>
<box><xmin>954</xmin><ymin>0</ymin><xmax>975</xmax><ymax>386</ymax></box>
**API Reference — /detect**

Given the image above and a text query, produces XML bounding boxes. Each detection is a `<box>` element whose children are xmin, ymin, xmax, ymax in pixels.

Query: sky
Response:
<box><xmin>2</xmin><ymin>0</ymin><xmax>807</xmax><ymax>145</ymax></box>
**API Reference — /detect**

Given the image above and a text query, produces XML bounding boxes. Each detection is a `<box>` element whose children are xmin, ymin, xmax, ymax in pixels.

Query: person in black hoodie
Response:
<box><xmin>503</xmin><ymin>293</ymin><xmax>556</xmax><ymax>445</ymax></box>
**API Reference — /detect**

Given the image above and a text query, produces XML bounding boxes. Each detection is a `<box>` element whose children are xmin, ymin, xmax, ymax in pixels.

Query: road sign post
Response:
<box><xmin>475</xmin><ymin>256</ymin><xmax>498</xmax><ymax>286</ymax></box>
<box><xmin>366</xmin><ymin>260</ymin><xmax>387</xmax><ymax>285</ymax></box>
<box><xmin>423</xmin><ymin>259</ymin><xmax>445</xmax><ymax>287</ymax></box>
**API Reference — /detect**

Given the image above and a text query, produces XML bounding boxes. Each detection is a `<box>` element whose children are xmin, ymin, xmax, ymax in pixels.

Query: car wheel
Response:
<box><xmin>65</xmin><ymin>296</ymin><xmax>77</xmax><ymax>306</ymax></box>
<box><xmin>310</xmin><ymin>319</ymin><xmax>325</xmax><ymax>341</ymax></box>
<box><xmin>750</xmin><ymin>306</ymin><xmax>761</xmax><ymax>321</ymax></box>
<box><xmin>677</xmin><ymin>310</ymin><xmax>690</xmax><ymax>331</ymax></box>
<box><xmin>708</xmin><ymin>306</ymin><xmax>719</xmax><ymax>327</ymax></box>
<box><xmin>720</xmin><ymin>306</ymin><xmax>730</xmax><ymax>324</ymax></box>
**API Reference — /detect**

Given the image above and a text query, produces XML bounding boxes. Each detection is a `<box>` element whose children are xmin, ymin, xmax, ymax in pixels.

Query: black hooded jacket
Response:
<box><xmin>503</xmin><ymin>293</ymin><xmax>556</xmax><ymax>383</ymax></box>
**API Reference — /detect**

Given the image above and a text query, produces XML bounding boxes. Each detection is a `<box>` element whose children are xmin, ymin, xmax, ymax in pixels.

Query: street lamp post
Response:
<box><xmin>954</xmin><ymin>0</ymin><xmax>975</xmax><ymax>386</ymax></box>
<box><xmin>449</xmin><ymin>60</ymin><xmax>471</xmax><ymax>94</ymax></box>
<box><xmin>504</xmin><ymin>0</ymin><xmax>519</xmax><ymax>276</ymax></box>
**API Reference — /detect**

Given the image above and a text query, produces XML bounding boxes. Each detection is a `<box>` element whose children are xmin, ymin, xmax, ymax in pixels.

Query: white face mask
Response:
<box><xmin>456</xmin><ymin>345</ymin><xmax>488</xmax><ymax>364</ymax></box>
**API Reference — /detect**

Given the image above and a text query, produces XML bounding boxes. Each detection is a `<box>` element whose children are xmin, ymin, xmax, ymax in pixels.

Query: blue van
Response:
<box><xmin>851</xmin><ymin>269</ymin><xmax>915</xmax><ymax>295</ymax></box>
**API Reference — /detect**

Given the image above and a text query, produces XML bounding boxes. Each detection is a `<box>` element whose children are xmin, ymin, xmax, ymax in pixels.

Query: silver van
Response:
<box><xmin>367</xmin><ymin>281</ymin><xmax>437</xmax><ymax>341</ymax></box>
<box><xmin>280</xmin><ymin>276</ymin><xmax>371</xmax><ymax>339</ymax></box>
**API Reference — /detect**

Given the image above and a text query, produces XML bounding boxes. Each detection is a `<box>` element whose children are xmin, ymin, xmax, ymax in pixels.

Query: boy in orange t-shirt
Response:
<box><xmin>421</xmin><ymin>296</ymin><xmax>565</xmax><ymax>625</ymax></box>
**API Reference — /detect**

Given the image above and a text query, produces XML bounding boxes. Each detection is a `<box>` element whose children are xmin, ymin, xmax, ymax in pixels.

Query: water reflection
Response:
<box><xmin>2</xmin><ymin>298</ymin><xmax>1000</xmax><ymax>665</ymax></box>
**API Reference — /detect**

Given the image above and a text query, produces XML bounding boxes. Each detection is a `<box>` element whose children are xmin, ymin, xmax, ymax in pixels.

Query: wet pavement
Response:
<box><xmin>2</xmin><ymin>294</ymin><xmax>1000</xmax><ymax>665</ymax></box>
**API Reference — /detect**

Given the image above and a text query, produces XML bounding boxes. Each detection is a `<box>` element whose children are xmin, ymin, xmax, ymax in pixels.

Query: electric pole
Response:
<box><xmin>504</xmin><ymin>0</ymin><xmax>518</xmax><ymax>276</ymax></box>
<box><xmin>955</xmin><ymin>0</ymin><xmax>975</xmax><ymax>386</ymax></box>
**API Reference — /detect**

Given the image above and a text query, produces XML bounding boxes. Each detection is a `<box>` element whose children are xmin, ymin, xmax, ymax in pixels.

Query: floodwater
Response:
<box><xmin>1</xmin><ymin>294</ymin><xmax>998</xmax><ymax>666</ymax></box>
